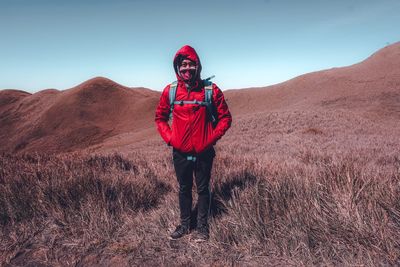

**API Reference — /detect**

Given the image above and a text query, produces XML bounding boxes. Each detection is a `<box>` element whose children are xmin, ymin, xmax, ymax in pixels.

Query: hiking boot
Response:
<box><xmin>193</xmin><ymin>226</ymin><xmax>209</xmax><ymax>242</ymax></box>
<box><xmin>170</xmin><ymin>225</ymin><xmax>190</xmax><ymax>240</ymax></box>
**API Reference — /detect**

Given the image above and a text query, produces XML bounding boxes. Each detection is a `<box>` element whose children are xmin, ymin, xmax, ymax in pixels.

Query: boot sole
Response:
<box><xmin>168</xmin><ymin>232</ymin><xmax>190</xmax><ymax>240</ymax></box>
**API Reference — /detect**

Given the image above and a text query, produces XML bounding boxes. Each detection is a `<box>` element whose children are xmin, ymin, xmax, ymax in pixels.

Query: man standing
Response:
<box><xmin>155</xmin><ymin>45</ymin><xmax>231</xmax><ymax>241</ymax></box>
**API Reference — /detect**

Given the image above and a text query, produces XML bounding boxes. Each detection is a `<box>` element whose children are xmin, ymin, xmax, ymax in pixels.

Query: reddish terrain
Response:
<box><xmin>0</xmin><ymin>77</ymin><xmax>159</xmax><ymax>153</ymax></box>
<box><xmin>1</xmin><ymin>42</ymin><xmax>400</xmax><ymax>266</ymax></box>
<box><xmin>1</xmin><ymin>42</ymin><xmax>399</xmax><ymax>154</ymax></box>
<box><xmin>225</xmin><ymin>41</ymin><xmax>400</xmax><ymax>119</ymax></box>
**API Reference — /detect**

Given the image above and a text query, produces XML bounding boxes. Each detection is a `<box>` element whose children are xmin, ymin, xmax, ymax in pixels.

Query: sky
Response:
<box><xmin>1</xmin><ymin>0</ymin><xmax>399</xmax><ymax>92</ymax></box>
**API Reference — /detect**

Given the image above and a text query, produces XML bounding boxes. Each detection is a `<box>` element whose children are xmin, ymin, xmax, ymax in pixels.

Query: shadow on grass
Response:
<box><xmin>189</xmin><ymin>171</ymin><xmax>257</xmax><ymax>229</ymax></box>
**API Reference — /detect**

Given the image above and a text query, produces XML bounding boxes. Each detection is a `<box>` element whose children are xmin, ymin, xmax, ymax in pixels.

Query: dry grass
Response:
<box><xmin>0</xmin><ymin>153</ymin><xmax>171</xmax><ymax>266</ymax></box>
<box><xmin>1</xmin><ymin>109</ymin><xmax>400</xmax><ymax>266</ymax></box>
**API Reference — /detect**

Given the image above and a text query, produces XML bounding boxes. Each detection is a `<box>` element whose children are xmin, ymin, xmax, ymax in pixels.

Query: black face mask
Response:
<box><xmin>179</xmin><ymin>68</ymin><xmax>197</xmax><ymax>84</ymax></box>
<box><xmin>174</xmin><ymin>55</ymin><xmax>201</xmax><ymax>85</ymax></box>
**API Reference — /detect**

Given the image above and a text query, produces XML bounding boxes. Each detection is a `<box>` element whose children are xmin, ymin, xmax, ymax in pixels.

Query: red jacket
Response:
<box><xmin>155</xmin><ymin>45</ymin><xmax>232</xmax><ymax>154</ymax></box>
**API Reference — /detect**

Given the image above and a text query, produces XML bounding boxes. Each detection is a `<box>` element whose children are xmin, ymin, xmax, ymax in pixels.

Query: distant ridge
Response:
<box><xmin>1</xmin><ymin>42</ymin><xmax>399</xmax><ymax>154</ymax></box>
<box><xmin>0</xmin><ymin>77</ymin><xmax>159</xmax><ymax>153</ymax></box>
<box><xmin>225</xmin><ymin>41</ymin><xmax>400</xmax><ymax>118</ymax></box>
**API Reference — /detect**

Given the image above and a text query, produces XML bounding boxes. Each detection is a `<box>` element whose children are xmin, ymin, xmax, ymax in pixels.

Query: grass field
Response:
<box><xmin>1</xmin><ymin>108</ymin><xmax>400</xmax><ymax>266</ymax></box>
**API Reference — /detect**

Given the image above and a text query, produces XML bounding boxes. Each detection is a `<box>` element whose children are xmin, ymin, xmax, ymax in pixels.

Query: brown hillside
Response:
<box><xmin>0</xmin><ymin>77</ymin><xmax>159</xmax><ymax>153</ymax></box>
<box><xmin>225</xmin><ymin>42</ymin><xmax>400</xmax><ymax>121</ymax></box>
<box><xmin>2</xmin><ymin>43</ymin><xmax>400</xmax><ymax>267</ymax></box>
<box><xmin>1</xmin><ymin>43</ymin><xmax>399</xmax><ymax>154</ymax></box>
<box><xmin>0</xmin><ymin>90</ymin><xmax>31</xmax><ymax>113</ymax></box>
<box><xmin>100</xmin><ymin>43</ymin><xmax>400</xmax><ymax>155</ymax></box>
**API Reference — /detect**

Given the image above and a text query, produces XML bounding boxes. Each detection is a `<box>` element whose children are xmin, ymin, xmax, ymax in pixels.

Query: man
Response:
<box><xmin>155</xmin><ymin>45</ymin><xmax>232</xmax><ymax>241</ymax></box>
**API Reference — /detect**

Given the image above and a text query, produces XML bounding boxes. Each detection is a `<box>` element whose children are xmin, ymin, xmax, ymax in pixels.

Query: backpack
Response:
<box><xmin>168</xmin><ymin>77</ymin><xmax>217</xmax><ymax>126</ymax></box>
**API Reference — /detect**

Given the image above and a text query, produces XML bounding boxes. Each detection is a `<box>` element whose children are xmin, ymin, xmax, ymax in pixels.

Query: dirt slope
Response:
<box><xmin>1</xmin><ymin>42</ymin><xmax>399</xmax><ymax>154</ymax></box>
<box><xmin>0</xmin><ymin>77</ymin><xmax>159</xmax><ymax>153</ymax></box>
<box><xmin>225</xmin><ymin>42</ymin><xmax>400</xmax><ymax>121</ymax></box>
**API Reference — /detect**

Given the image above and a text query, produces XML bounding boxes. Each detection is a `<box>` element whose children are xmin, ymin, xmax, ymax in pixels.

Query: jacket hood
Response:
<box><xmin>173</xmin><ymin>45</ymin><xmax>202</xmax><ymax>83</ymax></box>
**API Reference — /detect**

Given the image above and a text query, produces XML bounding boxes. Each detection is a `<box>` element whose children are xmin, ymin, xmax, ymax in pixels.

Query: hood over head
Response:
<box><xmin>173</xmin><ymin>45</ymin><xmax>202</xmax><ymax>84</ymax></box>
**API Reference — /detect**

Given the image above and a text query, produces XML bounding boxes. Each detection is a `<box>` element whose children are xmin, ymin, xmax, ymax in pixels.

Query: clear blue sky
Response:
<box><xmin>1</xmin><ymin>0</ymin><xmax>399</xmax><ymax>92</ymax></box>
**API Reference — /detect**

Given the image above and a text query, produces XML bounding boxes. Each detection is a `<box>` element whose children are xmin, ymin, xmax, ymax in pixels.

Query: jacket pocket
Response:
<box><xmin>199</xmin><ymin>129</ymin><xmax>217</xmax><ymax>153</ymax></box>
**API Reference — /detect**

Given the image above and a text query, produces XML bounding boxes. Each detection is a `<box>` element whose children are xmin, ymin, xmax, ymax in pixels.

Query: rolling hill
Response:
<box><xmin>0</xmin><ymin>77</ymin><xmax>159</xmax><ymax>153</ymax></box>
<box><xmin>0</xmin><ymin>42</ymin><xmax>399</xmax><ymax>154</ymax></box>
<box><xmin>224</xmin><ymin>41</ymin><xmax>400</xmax><ymax>120</ymax></box>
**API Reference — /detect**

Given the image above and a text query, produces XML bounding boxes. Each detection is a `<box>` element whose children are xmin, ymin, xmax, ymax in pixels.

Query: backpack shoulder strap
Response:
<box><xmin>203</xmin><ymin>80</ymin><xmax>217</xmax><ymax>124</ymax></box>
<box><xmin>204</xmin><ymin>80</ymin><xmax>213</xmax><ymax>105</ymax></box>
<box><xmin>169</xmin><ymin>81</ymin><xmax>178</xmax><ymax>120</ymax></box>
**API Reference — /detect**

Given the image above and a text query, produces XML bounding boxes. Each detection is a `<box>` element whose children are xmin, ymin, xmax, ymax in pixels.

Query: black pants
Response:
<box><xmin>172</xmin><ymin>147</ymin><xmax>215</xmax><ymax>228</ymax></box>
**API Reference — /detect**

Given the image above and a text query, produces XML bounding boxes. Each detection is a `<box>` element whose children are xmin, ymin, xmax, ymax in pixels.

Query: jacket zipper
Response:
<box><xmin>186</xmin><ymin>86</ymin><xmax>196</xmax><ymax>153</ymax></box>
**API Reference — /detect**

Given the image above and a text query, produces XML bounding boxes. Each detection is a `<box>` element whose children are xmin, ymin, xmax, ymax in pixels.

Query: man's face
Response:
<box><xmin>179</xmin><ymin>59</ymin><xmax>197</xmax><ymax>83</ymax></box>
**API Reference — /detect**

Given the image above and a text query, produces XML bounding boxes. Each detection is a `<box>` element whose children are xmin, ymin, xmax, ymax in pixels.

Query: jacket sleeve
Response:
<box><xmin>211</xmin><ymin>84</ymin><xmax>232</xmax><ymax>143</ymax></box>
<box><xmin>155</xmin><ymin>85</ymin><xmax>172</xmax><ymax>145</ymax></box>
